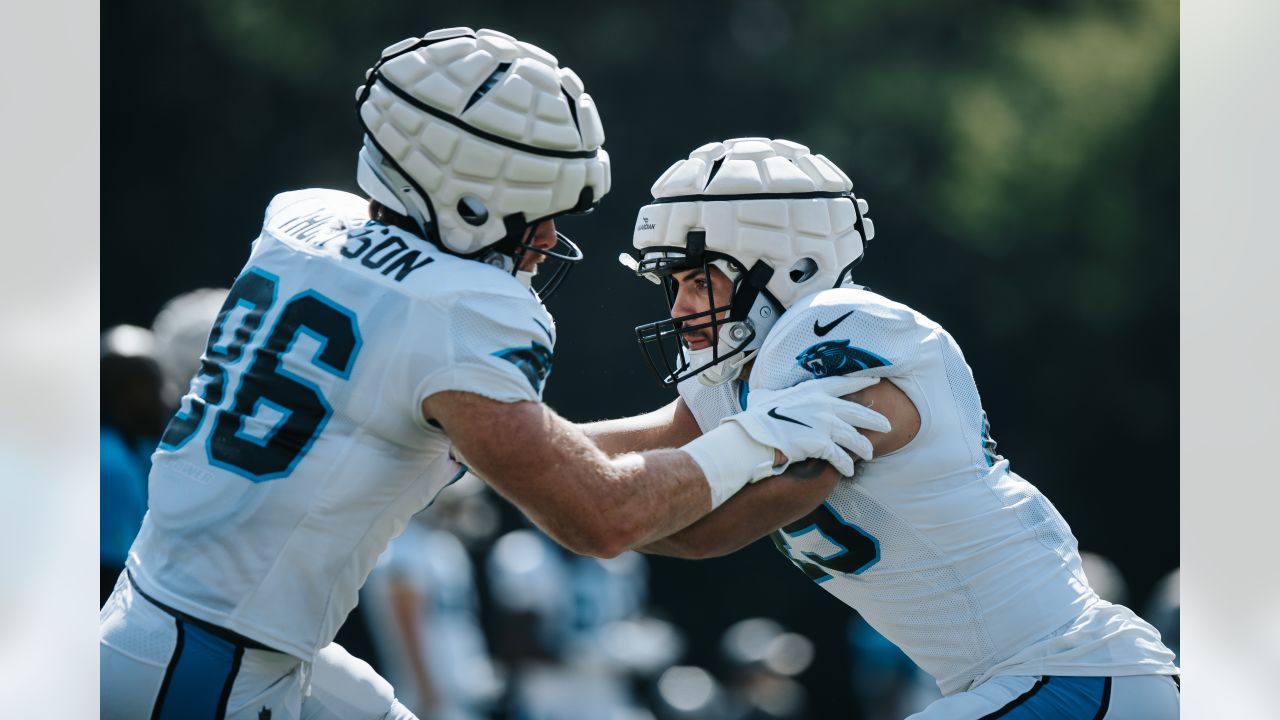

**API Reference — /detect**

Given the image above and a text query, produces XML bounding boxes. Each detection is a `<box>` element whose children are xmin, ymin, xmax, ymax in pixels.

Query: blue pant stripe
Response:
<box><xmin>154</xmin><ymin>620</ymin><xmax>244</xmax><ymax>720</ymax></box>
<box><xmin>980</xmin><ymin>676</ymin><xmax>1049</xmax><ymax>719</ymax></box>
<box><xmin>981</xmin><ymin>676</ymin><xmax>1110</xmax><ymax>720</ymax></box>
<box><xmin>150</xmin><ymin>619</ymin><xmax>184</xmax><ymax>720</ymax></box>
<box><xmin>1090</xmin><ymin>677</ymin><xmax>1112</xmax><ymax>720</ymax></box>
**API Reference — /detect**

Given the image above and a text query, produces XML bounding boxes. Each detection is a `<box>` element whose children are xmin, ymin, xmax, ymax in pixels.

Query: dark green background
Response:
<box><xmin>102</xmin><ymin>1</ymin><xmax>1177</xmax><ymax>715</ymax></box>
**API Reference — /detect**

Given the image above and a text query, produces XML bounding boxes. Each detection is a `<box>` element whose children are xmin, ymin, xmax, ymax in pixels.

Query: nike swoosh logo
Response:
<box><xmin>813</xmin><ymin>310</ymin><xmax>855</xmax><ymax>337</ymax></box>
<box><xmin>767</xmin><ymin>407</ymin><xmax>812</xmax><ymax>428</ymax></box>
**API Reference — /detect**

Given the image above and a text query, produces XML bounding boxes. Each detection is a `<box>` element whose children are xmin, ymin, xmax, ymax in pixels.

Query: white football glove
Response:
<box><xmin>681</xmin><ymin>375</ymin><xmax>891</xmax><ymax>508</ymax></box>
<box><xmin>727</xmin><ymin>375</ymin><xmax>890</xmax><ymax>478</ymax></box>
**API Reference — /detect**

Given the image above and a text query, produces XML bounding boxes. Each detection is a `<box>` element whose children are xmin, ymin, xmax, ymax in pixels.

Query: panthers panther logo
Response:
<box><xmin>493</xmin><ymin>341</ymin><xmax>554</xmax><ymax>392</ymax></box>
<box><xmin>796</xmin><ymin>340</ymin><xmax>889</xmax><ymax>378</ymax></box>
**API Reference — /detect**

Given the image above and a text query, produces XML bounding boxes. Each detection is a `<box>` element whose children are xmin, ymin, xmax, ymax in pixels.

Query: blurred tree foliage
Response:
<box><xmin>103</xmin><ymin>1</ymin><xmax>1177</xmax><ymax>716</ymax></box>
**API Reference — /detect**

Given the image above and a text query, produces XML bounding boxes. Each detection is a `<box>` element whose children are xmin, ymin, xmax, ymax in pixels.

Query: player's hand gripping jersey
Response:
<box><xmin>128</xmin><ymin>189</ymin><xmax>556</xmax><ymax>660</ymax></box>
<box><xmin>679</xmin><ymin>286</ymin><xmax>1177</xmax><ymax>695</ymax></box>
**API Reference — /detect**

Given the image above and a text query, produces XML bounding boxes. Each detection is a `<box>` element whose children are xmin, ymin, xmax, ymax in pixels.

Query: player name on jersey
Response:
<box><xmin>339</xmin><ymin>225</ymin><xmax>435</xmax><ymax>282</ymax></box>
<box><xmin>276</xmin><ymin>207</ymin><xmax>436</xmax><ymax>283</ymax></box>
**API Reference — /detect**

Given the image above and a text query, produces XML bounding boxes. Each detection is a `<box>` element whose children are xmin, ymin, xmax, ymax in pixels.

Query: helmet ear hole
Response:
<box><xmin>788</xmin><ymin>257</ymin><xmax>818</xmax><ymax>284</ymax></box>
<box><xmin>457</xmin><ymin>196</ymin><xmax>490</xmax><ymax>226</ymax></box>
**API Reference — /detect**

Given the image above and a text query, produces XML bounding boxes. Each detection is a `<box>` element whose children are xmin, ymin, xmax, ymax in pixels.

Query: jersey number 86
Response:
<box><xmin>159</xmin><ymin>267</ymin><xmax>362</xmax><ymax>481</ymax></box>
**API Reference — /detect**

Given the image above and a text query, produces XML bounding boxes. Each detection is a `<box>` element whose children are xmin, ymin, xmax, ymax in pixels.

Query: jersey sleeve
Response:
<box><xmin>751</xmin><ymin>288</ymin><xmax>936</xmax><ymax>392</ymax></box>
<box><xmin>410</xmin><ymin>288</ymin><xmax>557</xmax><ymax>407</ymax></box>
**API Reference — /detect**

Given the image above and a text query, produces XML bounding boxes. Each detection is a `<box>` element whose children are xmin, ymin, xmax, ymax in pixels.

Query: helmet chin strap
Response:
<box><xmin>479</xmin><ymin>247</ymin><xmax>545</xmax><ymax>295</ymax></box>
<box><xmin>479</xmin><ymin>249</ymin><xmax>536</xmax><ymax>291</ymax></box>
<box><xmin>691</xmin><ymin>262</ymin><xmax>780</xmax><ymax>387</ymax></box>
<box><xmin>688</xmin><ymin>345</ymin><xmax>757</xmax><ymax>387</ymax></box>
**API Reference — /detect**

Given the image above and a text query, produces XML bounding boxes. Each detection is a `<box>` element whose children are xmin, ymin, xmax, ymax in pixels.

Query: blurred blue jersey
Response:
<box><xmin>100</xmin><ymin>427</ymin><xmax>153</xmax><ymax>567</ymax></box>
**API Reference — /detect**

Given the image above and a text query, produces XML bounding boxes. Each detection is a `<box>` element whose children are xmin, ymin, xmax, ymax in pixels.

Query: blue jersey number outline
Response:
<box><xmin>159</xmin><ymin>267</ymin><xmax>362</xmax><ymax>481</ymax></box>
<box><xmin>770</xmin><ymin>501</ymin><xmax>880</xmax><ymax>582</ymax></box>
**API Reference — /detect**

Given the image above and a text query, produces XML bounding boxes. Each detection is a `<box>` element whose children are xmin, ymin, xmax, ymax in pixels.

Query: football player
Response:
<box><xmin>99</xmin><ymin>325</ymin><xmax>167</xmax><ymax>605</ymax></box>
<box><xmin>600</xmin><ymin>137</ymin><xmax>1180</xmax><ymax>719</ymax></box>
<box><xmin>98</xmin><ymin>32</ymin><xmax>889</xmax><ymax>720</ymax></box>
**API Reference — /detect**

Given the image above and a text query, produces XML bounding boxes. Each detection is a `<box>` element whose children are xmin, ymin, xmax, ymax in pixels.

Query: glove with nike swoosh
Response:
<box><xmin>680</xmin><ymin>376</ymin><xmax>891</xmax><ymax>508</ymax></box>
<box><xmin>732</xmin><ymin>375</ymin><xmax>889</xmax><ymax>473</ymax></box>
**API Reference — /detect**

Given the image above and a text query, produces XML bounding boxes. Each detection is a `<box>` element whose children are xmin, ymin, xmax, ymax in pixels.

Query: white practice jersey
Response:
<box><xmin>128</xmin><ymin>188</ymin><xmax>556</xmax><ymax>660</ymax></box>
<box><xmin>678</xmin><ymin>287</ymin><xmax>1176</xmax><ymax>695</ymax></box>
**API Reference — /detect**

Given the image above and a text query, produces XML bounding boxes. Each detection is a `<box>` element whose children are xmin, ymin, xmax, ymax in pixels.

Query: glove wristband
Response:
<box><xmin>681</xmin><ymin>421</ymin><xmax>778</xmax><ymax>509</ymax></box>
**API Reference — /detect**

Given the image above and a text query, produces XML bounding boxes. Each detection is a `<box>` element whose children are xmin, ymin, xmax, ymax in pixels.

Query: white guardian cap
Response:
<box><xmin>623</xmin><ymin>138</ymin><xmax>875</xmax><ymax>386</ymax></box>
<box><xmin>355</xmin><ymin>28</ymin><xmax>611</xmax><ymax>297</ymax></box>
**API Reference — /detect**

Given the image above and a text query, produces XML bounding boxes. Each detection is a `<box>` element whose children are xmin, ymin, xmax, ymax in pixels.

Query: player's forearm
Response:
<box><xmin>632</xmin><ymin>498</ymin><xmax>768</xmax><ymax>560</ymax></box>
<box><xmin>612</xmin><ymin>449</ymin><xmax>722</xmax><ymax>550</ymax></box>
<box><xmin>578</xmin><ymin>399</ymin><xmax>694</xmax><ymax>456</ymax></box>
<box><xmin>637</xmin><ymin>460</ymin><xmax>840</xmax><ymax>559</ymax></box>
<box><xmin>523</xmin><ymin>448</ymin><xmax>715</xmax><ymax>558</ymax></box>
<box><xmin>579</xmin><ymin>415</ymin><xmax>668</xmax><ymax>455</ymax></box>
<box><xmin>430</xmin><ymin>392</ymin><xmax>768</xmax><ymax>558</ymax></box>
<box><xmin>633</xmin><ymin>535</ymin><xmax>696</xmax><ymax>558</ymax></box>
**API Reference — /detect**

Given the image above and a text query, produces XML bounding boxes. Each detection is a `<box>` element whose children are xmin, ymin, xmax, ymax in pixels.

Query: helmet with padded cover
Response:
<box><xmin>624</xmin><ymin>137</ymin><xmax>874</xmax><ymax>387</ymax></box>
<box><xmin>355</xmin><ymin>27</ymin><xmax>611</xmax><ymax>296</ymax></box>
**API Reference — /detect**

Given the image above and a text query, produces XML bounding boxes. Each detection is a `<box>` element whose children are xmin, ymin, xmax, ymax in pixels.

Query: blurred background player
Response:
<box><xmin>846</xmin><ymin>615</ymin><xmax>938</xmax><ymax>720</ymax></box>
<box><xmin>1144</xmin><ymin>568</ymin><xmax>1180</xmax><ymax>665</ymax></box>
<box><xmin>101</xmin><ymin>288</ymin><xmax>230</xmax><ymax>607</ymax></box>
<box><xmin>598</xmin><ymin>137</ymin><xmax>1180</xmax><ymax>719</ymax></box>
<box><xmin>100</xmin><ymin>28</ymin><xmax>879</xmax><ymax>720</ymax></box>
<box><xmin>485</xmin><ymin>524</ymin><xmax>664</xmax><ymax>720</ymax></box>
<box><xmin>718</xmin><ymin>617</ymin><xmax>814</xmax><ymax>720</ymax></box>
<box><xmin>99</xmin><ymin>325</ymin><xmax>168</xmax><ymax>605</ymax></box>
<box><xmin>361</xmin><ymin>474</ymin><xmax>503</xmax><ymax>720</ymax></box>
<box><xmin>1078</xmin><ymin>551</ymin><xmax>1131</xmax><ymax>606</ymax></box>
<box><xmin>151</xmin><ymin>287</ymin><xmax>231</xmax><ymax>407</ymax></box>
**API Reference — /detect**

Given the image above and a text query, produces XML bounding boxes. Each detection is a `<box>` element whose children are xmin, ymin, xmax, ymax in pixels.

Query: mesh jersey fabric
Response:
<box><xmin>128</xmin><ymin>188</ymin><xmax>554</xmax><ymax>661</ymax></box>
<box><xmin>676</xmin><ymin>373</ymin><xmax>743</xmax><ymax>434</ymax></box>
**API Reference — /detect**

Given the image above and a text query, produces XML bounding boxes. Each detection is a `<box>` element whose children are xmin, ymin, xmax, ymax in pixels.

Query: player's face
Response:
<box><xmin>518</xmin><ymin>219</ymin><xmax>558</xmax><ymax>272</ymax></box>
<box><xmin>670</xmin><ymin>265</ymin><xmax>734</xmax><ymax>350</ymax></box>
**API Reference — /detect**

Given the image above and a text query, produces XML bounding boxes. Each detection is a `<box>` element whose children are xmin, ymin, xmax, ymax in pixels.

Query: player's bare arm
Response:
<box><xmin>581</xmin><ymin>375</ymin><xmax>915</xmax><ymax>458</ymax></box>
<box><xmin>425</xmin><ymin>391</ymin><xmax>712</xmax><ymax>558</ymax></box>
<box><xmin>579</xmin><ymin>396</ymin><xmax>703</xmax><ymax>455</ymax></box>
<box><xmin>427</xmin><ymin>375</ymin><xmax>886</xmax><ymax>558</ymax></box>
<box><xmin>640</xmin><ymin>460</ymin><xmax>841</xmax><ymax>558</ymax></box>
<box><xmin>640</xmin><ymin>379</ymin><xmax>920</xmax><ymax>559</ymax></box>
<box><xmin>845</xmin><ymin>379</ymin><xmax>920</xmax><ymax>453</ymax></box>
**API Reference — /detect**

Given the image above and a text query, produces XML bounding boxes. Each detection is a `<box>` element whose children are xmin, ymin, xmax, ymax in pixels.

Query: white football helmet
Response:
<box><xmin>355</xmin><ymin>27</ymin><xmax>611</xmax><ymax>297</ymax></box>
<box><xmin>150</xmin><ymin>287</ymin><xmax>230</xmax><ymax>406</ymax></box>
<box><xmin>623</xmin><ymin>138</ymin><xmax>875</xmax><ymax>387</ymax></box>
